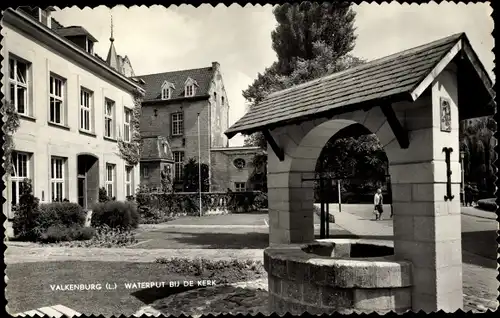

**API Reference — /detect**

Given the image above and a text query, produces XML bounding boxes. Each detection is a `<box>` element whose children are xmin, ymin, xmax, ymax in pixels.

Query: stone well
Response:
<box><xmin>264</xmin><ymin>239</ymin><xmax>413</xmax><ymax>315</ymax></box>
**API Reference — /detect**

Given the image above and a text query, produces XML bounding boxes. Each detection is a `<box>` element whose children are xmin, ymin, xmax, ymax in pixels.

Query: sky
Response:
<box><xmin>52</xmin><ymin>2</ymin><xmax>494</xmax><ymax>147</ymax></box>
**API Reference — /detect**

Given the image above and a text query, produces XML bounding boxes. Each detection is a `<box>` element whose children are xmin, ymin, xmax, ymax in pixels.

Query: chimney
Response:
<box><xmin>212</xmin><ymin>61</ymin><xmax>220</xmax><ymax>71</ymax></box>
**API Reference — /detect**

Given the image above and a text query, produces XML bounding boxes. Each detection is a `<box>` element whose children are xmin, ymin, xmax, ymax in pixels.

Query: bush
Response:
<box><xmin>476</xmin><ymin>198</ymin><xmax>497</xmax><ymax>212</ymax></box>
<box><xmin>39</xmin><ymin>225</ymin><xmax>95</xmax><ymax>243</ymax></box>
<box><xmin>38</xmin><ymin>202</ymin><xmax>86</xmax><ymax>230</ymax></box>
<box><xmin>12</xmin><ymin>179</ymin><xmax>41</xmax><ymax>240</ymax></box>
<box><xmin>91</xmin><ymin>200</ymin><xmax>139</xmax><ymax>229</ymax></box>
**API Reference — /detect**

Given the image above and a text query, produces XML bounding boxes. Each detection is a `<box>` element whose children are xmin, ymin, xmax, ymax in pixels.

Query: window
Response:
<box><xmin>51</xmin><ymin>157</ymin><xmax>65</xmax><ymax>202</ymax></box>
<box><xmin>171</xmin><ymin>112</ymin><xmax>184</xmax><ymax>136</ymax></box>
<box><xmin>125</xmin><ymin>166</ymin><xmax>134</xmax><ymax>197</ymax></box>
<box><xmin>233</xmin><ymin>158</ymin><xmax>246</xmax><ymax>169</ymax></box>
<box><xmin>123</xmin><ymin>108</ymin><xmax>132</xmax><ymax>142</ymax></box>
<box><xmin>105</xmin><ymin>164</ymin><xmax>116</xmax><ymax>198</ymax></box>
<box><xmin>235</xmin><ymin>182</ymin><xmax>246</xmax><ymax>192</ymax></box>
<box><xmin>104</xmin><ymin>99</ymin><xmax>115</xmax><ymax>138</ymax></box>
<box><xmin>86</xmin><ymin>39</ymin><xmax>94</xmax><ymax>54</ymax></box>
<box><xmin>9</xmin><ymin>57</ymin><xmax>29</xmax><ymax>115</ymax></box>
<box><xmin>142</xmin><ymin>166</ymin><xmax>149</xmax><ymax>178</ymax></box>
<box><xmin>39</xmin><ymin>8</ymin><xmax>52</xmax><ymax>27</ymax></box>
<box><xmin>221</xmin><ymin>96</ymin><xmax>225</xmax><ymax>106</ymax></box>
<box><xmin>162</xmin><ymin>88</ymin><xmax>171</xmax><ymax>100</ymax></box>
<box><xmin>11</xmin><ymin>152</ymin><xmax>30</xmax><ymax>205</ymax></box>
<box><xmin>185</xmin><ymin>85</ymin><xmax>194</xmax><ymax>97</ymax></box>
<box><xmin>173</xmin><ymin>151</ymin><xmax>185</xmax><ymax>180</ymax></box>
<box><xmin>49</xmin><ymin>74</ymin><xmax>65</xmax><ymax>125</ymax></box>
<box><xmin>80</xmin><ymin>88</ymin><xmax>92</xmax><ymax>131</ymax></box>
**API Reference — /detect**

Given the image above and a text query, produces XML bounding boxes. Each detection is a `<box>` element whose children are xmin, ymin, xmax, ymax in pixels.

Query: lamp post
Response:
<box><xmin>460</xmin><ymin>151</ymin><xmax>465</xmax><ymax>206</ymax></box>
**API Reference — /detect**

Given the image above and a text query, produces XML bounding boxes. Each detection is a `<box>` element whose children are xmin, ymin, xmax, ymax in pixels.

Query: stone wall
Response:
<box><xmin>264</xmin><ymin>240</ymin><xmax>412</xmax><ymax>315</ymax></box>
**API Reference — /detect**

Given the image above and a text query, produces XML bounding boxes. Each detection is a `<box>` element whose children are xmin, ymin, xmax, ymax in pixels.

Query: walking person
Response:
<box><xmin>373</xmin><ymin>188</ymin><xmax>384</xmax><ymax>220</ymax></box>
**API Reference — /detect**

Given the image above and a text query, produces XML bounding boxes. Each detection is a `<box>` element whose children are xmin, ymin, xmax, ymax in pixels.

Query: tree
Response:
<box><xmin>182</xmin><ymin>158</ymin><xmax>210</xmax><ymax>192</ymax></box>
<box><xmin>242</xmin><ymin>2</ymin><xmax>363</xmax><ymax>149</ymax></box>
<box><xmin>460</xmin><ymin>116</ymin><xmax>496</xmax><ymax>197</ymax></box>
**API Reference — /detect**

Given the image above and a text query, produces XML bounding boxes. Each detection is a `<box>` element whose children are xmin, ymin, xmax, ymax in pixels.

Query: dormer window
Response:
<box><xmin>38</xmin><ymin>8</ymin><xmax>52</xmax><ymax>28</ymax></box>
<box><xmin>184</xmin><ymin>77</ymin><xmax>197</xmax><ymax>97</ymax></box>
<box><xmin>85</xmin><ymin>38</ymin><xmax>94</xmax><ymax>54</ymax></box>
<box><xmin>161</xmin><ymin>81</ymin><xmax>175</xmax><ymax>100</ymax></box>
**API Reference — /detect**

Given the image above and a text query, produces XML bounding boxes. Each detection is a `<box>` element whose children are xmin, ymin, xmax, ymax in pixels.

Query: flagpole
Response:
<box><xmin>197</xmin><ymin>112</ymin><xmax>202</xmax><ymax>217</ymax></box>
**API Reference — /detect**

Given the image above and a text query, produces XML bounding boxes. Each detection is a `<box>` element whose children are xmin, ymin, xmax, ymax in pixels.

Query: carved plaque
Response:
<box><xmin>440</xmin><ymin>97</ymin><xmax>452</xmax><ymax>132</ymax></box>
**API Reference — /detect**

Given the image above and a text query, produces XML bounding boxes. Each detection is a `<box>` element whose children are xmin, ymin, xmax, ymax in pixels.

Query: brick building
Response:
<box><xmin>2</xmin><ymin>7</ymin><xmax>143</xmax><ymax>219</ymax></box>
<box><xmin>134</xmin><ymin>64</ymin><xmax>264</xmax><ymax>192</ymax></box>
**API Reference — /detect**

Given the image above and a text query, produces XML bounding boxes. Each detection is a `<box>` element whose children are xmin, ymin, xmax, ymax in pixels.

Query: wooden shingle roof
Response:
<box><xmin>225</xmin><ymin>32</ymin><xmax>494</xmax><ymax>138</ymax></box>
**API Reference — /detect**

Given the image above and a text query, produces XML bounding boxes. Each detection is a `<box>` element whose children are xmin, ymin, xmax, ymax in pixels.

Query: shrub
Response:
<box><xmin>476</xmin><ymin>198</ymin><xmax>497</xmax><ymax>212</ymax></box>
<box><xmin>12</xmin><ymin>179</ymin><xmax>41</xmax><ymax>240</ymax></box>
<box><xmin>91</xmin><ymin>200</ymin><xmax>139</xmax><ymax>229</ymax></box>
<box><xmin>99</xmin><ymin>187</ymin><xmax>110</xmax><ymax>202</ymax></box>
<box><xmin>38</xmin><ymin>202</ymin><xmax>86</xmax><ymax>230</ymax></box>
<box><xmin>91</xmin><ymin>225</ymin><xmax>137</xmax><ymax>247</ymax></box>
<box><xmin>39</xmin><ymin>225</ymin><xmax>95</xmax><ymax>243</ymax></box>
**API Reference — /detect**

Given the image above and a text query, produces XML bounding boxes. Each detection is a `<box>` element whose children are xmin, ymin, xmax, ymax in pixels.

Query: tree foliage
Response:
<box><xmin>459</xmin><ymin>116</ymin><xmax>496</xmax><ymax>196</ymax></box>
<box><xmin>118</xmin><ymin>88</ymin><xmax>143</xmax><ymax>166</ymax></box>
<box><xmin>182</xmin><ymin>158</ymin><xmax>210</xmax><ymax>192</ymax></box>
<box><xmin>242</xmin><ymin>2</ymin><xmax>363</xmax><ymax>149</ymax></box>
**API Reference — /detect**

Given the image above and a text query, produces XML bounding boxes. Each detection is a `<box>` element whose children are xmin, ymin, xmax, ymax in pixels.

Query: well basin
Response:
<box><xmin>264</xmin><ymin>239</ymin><xmax>412</xmax><ymax>315</ymax></box>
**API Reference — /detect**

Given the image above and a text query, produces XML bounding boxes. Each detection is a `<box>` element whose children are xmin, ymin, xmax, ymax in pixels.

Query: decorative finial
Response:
<box><xmin>110</xmin><ymin>13</ymin><xmax>114</xmax><ymax>42</ymax></box>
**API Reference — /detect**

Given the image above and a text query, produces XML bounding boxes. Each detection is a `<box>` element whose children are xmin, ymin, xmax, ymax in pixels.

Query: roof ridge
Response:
<box><xmin>135</xmin><ymin>65</ymin><xmax>213</xmax><ymax>78</ymax></box>
<box><xmin>267</xmin><ymin>33</ymin><xmax>464</xmax><ymax>99</ymax></box>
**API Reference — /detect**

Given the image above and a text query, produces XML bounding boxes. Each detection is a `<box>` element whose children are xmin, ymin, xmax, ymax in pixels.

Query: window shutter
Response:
<box><xmin>170</xmin><ymin>113</ymin><xmax>173</xmax><ymax>136</ymax></box>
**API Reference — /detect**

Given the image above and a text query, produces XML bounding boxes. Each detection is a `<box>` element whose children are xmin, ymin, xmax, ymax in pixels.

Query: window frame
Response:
<box><xmin>104</xmin><ymin>98</ymin><xmax>115</xmax><ymax>139</ymax></box>
<box><xmin>125</xmin><ymin>165</ymin><xmax>134</xmax><ymax>197</ymax></box>
<box><xmin>173</xmin><ymin>151</ymin><xmax>185</xmax><ymax>181</ymax></box>
<box><xmin>105</xmin><ymin>163</ymin><xmax>116</xmax><ymax>198</ymax></box>
<box><xmin>162</xmin><ymin>87</ymin><xmax>171</xmax><ymax>100</ymax></box>
<box><xmin>185</xmin><ymin>84</ymin><xmax>194</xmax><ymax>97</ymax></box>
<box><xmin>123</xmin><ymin>107</ymin><xmax>132</xmax><ymax>142</ymax></box>
<box><xmin>50</xmin><ymin>157</ymin><xmax>65</xmax><ymax>202</ymax></box>
<box><xmin>49</xmin><ymin>73</ymin><xmax>65</xmax><ymax>125</ymax></box>
<box><xmin>80</xmin><ymin>87</ymin><xmax>93</xmax><ymax>132</ymax></box>
<box><xmin>171</xmin><ymin>112</ymin><xmax>184</xmax><ymax>136</ymax></box>
<box><xmin>11</xmin><ymin>151</ymin><xmax>30</xmax><ymax>205</ymax></box>
<box><xmin>9</xmin><ymin>57</ymin><xmax>30</xmax><ymax>115</ymax></box>
<box><xmin>235</xmin><ymin>182</ymin><xmax>246</xmax><ymax>192</ymax></box>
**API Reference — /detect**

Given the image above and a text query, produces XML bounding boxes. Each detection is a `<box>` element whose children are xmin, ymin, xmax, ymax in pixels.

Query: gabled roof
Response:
<box><xmin>134</xmin><ymin>66</ymin><xmax>215</xmax><ymax>101</ymax></box>
<box><xmin>225</xmin><ymin>33</ymin><xmax>494</xmax><ymax>138</ymax></box>
<box><xmin>54</xmin><ymin>26</ymin><xmax>98</xmax><ymax>42</ymax></box>
<box><xmin>141</xmin><ymin>136</ymin><xmax>174</xmax><ymax>162</ymax></box>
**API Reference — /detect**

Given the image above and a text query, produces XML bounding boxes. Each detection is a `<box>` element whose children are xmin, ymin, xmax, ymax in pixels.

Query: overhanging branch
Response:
<box><xmin>380</xmin><ymin>103</ymin><xmax>409</xmax><ymax>149</ymax></box>
<box><xmin>262</xmin><ymin>129</ymin><xmax>284</xmax><ymax>161</ymax></box>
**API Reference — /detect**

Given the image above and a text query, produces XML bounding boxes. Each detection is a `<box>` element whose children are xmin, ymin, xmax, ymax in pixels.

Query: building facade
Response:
<box><xmin>2</xmin><ymin>7</ymin><xmax>143</xmax><ymax>218</ymax></box>
<box><xmin>135</xmin><ymin>64</ymin><xmax>263</xmax><ymax>192</ymax></box>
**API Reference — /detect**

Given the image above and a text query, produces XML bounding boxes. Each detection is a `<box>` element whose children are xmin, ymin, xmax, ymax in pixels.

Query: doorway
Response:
<box><xmin>77</xmin><ymin>154</ymin><xmax>99</xmax><ymax>210</ymax></box>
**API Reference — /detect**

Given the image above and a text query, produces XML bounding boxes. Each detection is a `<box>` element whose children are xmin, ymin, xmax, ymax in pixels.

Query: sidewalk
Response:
<box><xmin>461</xmin><ymin>207</ymin><xmax>497</xmax><ymax>220</ymax></box>
<box><xmin>331</xmin><ymin>208</ymin><xmax>498</xmax><ymax>313</ymax></box>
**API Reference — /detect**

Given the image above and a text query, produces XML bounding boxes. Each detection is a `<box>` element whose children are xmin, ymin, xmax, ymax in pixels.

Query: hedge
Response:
<box><xmin>91</xmin><ymin>200</ymin><xmax>139</xmax><ymax>230</ymax></box>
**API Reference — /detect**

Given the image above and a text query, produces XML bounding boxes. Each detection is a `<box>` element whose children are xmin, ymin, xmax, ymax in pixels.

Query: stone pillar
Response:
<box><xmin>387</xmin><ymin>66</ymin><xmax>463</xmax><ymax>312</ymax></box>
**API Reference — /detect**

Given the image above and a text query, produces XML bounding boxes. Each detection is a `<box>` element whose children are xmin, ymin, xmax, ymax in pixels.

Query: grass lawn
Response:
<box><xmin>6</xmin><ymin>261</ymin><xmax>198</xmax><ymax>316</ymax></box>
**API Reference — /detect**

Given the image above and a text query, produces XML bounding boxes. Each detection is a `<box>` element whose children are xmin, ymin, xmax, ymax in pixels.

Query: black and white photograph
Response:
<box><xmin>2</xmin><ymin>1</ymin><xmax>497</xmax><ymax>316</ymax></box>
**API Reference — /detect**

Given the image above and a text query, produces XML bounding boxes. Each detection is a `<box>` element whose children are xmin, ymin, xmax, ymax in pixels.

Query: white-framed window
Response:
<box><xmin>9</xmin><ymin>57</ymin><xmax>29</xmax><ymax>115</ymax></box>
<box><xmin>80</xmin><ymin>88</ymin><xmax>93</xmax><ymax>132</ymax></box>
<box><xmin>125</xmin><ymin>165</ymin><xmax>134</xmax><ymax>197</ymax></box>
<box><xmin>105</xmin><ymin>163</ymin><xmax>116</xmax><ymax>198</ymax></box>
<box><xmin>162</xmin><ymin>87</ymin><xmax>171</xmax><ymax>100</ymax></box>
<box><xmin>123</xmin><ymin>107</ymin><xmax>132</xmax><ymax>142</ymax></box>
<box><xmin>171</xmin><ymin>112</ymin><xmax>184</xmax><ymax>136</ymax></box>
<box><xmin>51</xmin><ymin>157</ymin><xmax>65</xmax><ymax>202</ymax></box>
<box><xmin>38</xmin><ymin>8</ymin><xmax>52</xmax><ymax>28</ymax></box>
<box><xmin>142</xmin><ymin>166</ymin><xmax>150</xmax><ymax>178</ymax></box>
<box><xmin>235</xmin><ymin>182</ymin><xmax>246</xmax><ymax>192</ymax></box>
<box><xmin>49</xmin><ymin>74</ymin><xmax>65</xmax><ymax>125</ymax></box>
<box><xmin>10</xmin><ymin>152</ymin><xmax>30</xmax><ymax>205</ymax></box>
<box><xmin>173</xmin><ymin>151</ymin><xmax>185</xmax><ymax>181</ymax></box>
<box><xmin>104</xmin><ymin>99</ymin><xmax>115</xmax><ymax>138</ymax></box>
<box><xmin>185</xmin><ymin>84</ymin><xmax>194</xmax><ymax>97</ymax></box>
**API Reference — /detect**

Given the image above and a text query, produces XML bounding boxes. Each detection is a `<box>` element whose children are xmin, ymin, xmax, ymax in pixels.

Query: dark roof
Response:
<box><xmin>134</xmin><ymin>66</ymin><xmax>215</xmax><ymax>101</ymax></box>
<box><xmin>226</xmin><ymin>33</ymin><xmax>494</xmax><ymax>138</ymax></box>
<box><xmin>141</xmin><ymin>136</ymin><xmax>174</xmax><ymax>161</ymax></box>
<box><xmin>55</xmin><ymin>26</ymin><xmax>98</xmax><ymax>42</ymax></box>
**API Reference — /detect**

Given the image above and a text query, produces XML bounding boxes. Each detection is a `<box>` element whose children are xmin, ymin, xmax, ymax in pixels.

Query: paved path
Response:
<box><xmin>328</xmin><ymin>206</ymin><xmax>498</xmax><ymax>313</ymax></box>
<box><xmin>13</xmin><ymin>304</ymin><xmax>81</xmax><ymax>317</ymax></box>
